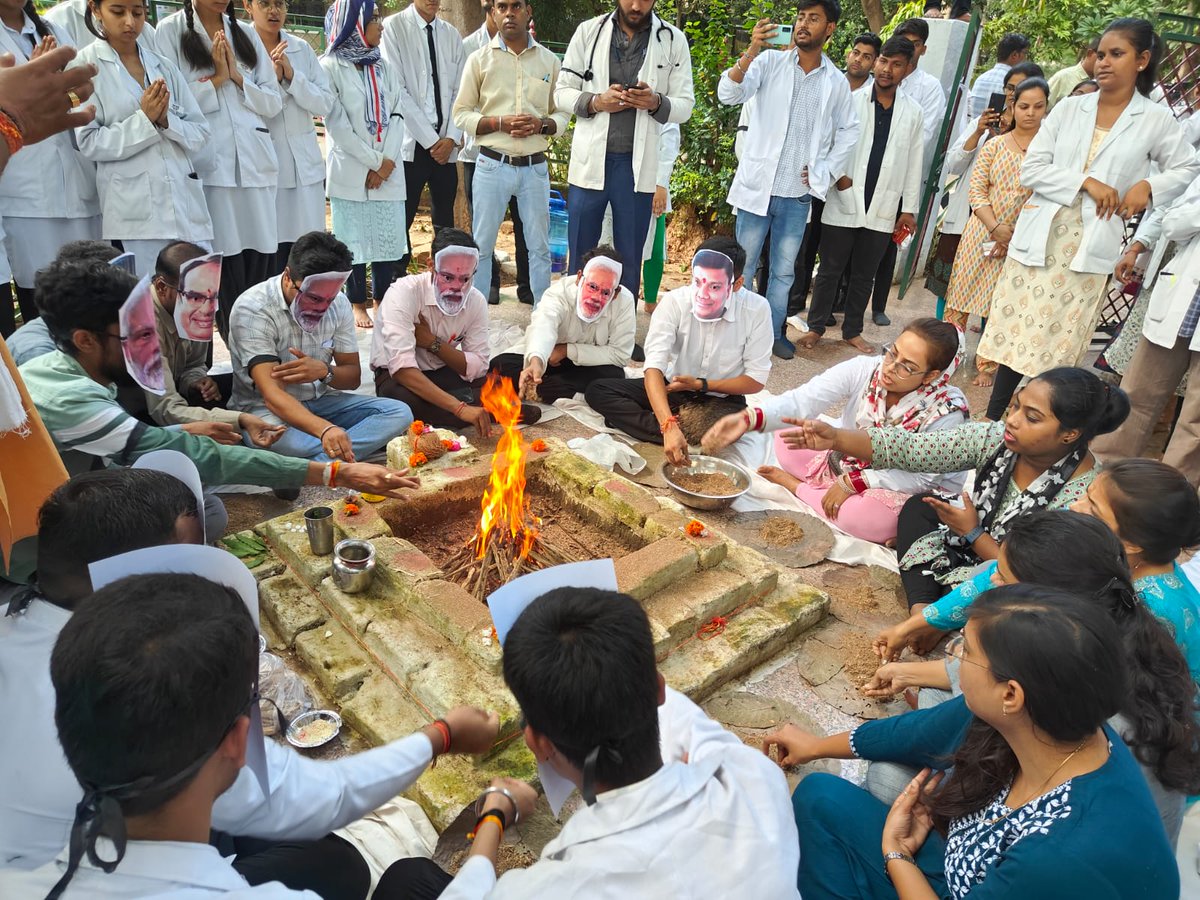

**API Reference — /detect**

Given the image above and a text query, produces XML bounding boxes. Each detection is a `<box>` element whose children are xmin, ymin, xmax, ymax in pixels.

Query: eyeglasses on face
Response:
<box><xmin>582</xmin><ymin>280</ymin><xmax>615</xmax><ymax>300</ymax></box>
<box><xmin>255</xmin><ymin>0</ymin><xmax>289</xmax><ymax>10</ymax></box>
<box><xmin>882</xmin><ymin>344</ymin><xmax>927</xmax><ymax>378</ymax></box>
<box><xmin>181</xmin><ymin>290</ymin><xmax>218</xmax><ymax>305</ymax></box>
<box><xmin>945</xmin><ymin>633</ymin><xmax>990</xmax><ymax>670</ymax></box>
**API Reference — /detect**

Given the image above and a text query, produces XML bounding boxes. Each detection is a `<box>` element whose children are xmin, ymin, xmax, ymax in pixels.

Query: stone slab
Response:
<box><xmin>724</xmin><ymin>509</ymin><xmax>836</xmax><ymax>568</ymax></box>
<box><xmin>541</xmin><ymin>448</ymin><xmax>607</xmax><ymax>497</ymax></box>
<box><xmin>260</xmin><ymin>572</ymin><xmax>326</xmax><ymax>645</ymax></box>
<box><xmin>412</xmin><ymin>579</ymin><xmax>495</xmax><ymax>649</ymax></box>
<box><xmin>339</xmin><ymin>671</ymin><xmax>430</xmax><ymax>746</ymax></box>
<box><xmin>643</xmin><ymin>506</ymin><xmax>728</xmax><ymax>569</ymax></box>
<box><xmin>592</xmin><ymin>476</ymin><xmax>663</xmax><ymax>530</ymax></box>
<box><xmin>294</xmin><ymin>626</ymin><xmax>372</xmax><ymax>700</ymax></box>
<box><xmin>614</xmin><ymin>538</ymin><xmax>697</xmax><ymax>601</ymax></box>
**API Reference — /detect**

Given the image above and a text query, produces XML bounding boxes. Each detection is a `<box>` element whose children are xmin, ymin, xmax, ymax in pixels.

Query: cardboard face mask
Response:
<box><xmin>291</xmin><ymin>270</ymin><xmax>351</xmax><ymax>333</ymax></box>
<box><xmin>119</xmin><ymin>275</ymin><xmax>165</xmax><ymax>395</ymax></box>
<box><xmin>175</xmin><ymin>253</ymin><xmax>223</xmax><ymax>343</ymax></box>
<box><xmin>576</xmin><ymin>256</ymin><xmax>622</xmax><ymax>323</ymax></box>
<box><xmin>690</xmin><ymin>250</ymin><xmax>735</xmax><ymax>322</ymax></box>
<box><xmin>432</xmin><ymin>246</ymin><xmax>480</xmax><ymax>317</ymax></box>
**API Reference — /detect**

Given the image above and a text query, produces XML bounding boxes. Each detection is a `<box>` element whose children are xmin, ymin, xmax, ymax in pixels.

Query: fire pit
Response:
<box><xmin>245</xmin><ymin>374</ymin><xmax>829</xmax><ymax>829</ymax></box>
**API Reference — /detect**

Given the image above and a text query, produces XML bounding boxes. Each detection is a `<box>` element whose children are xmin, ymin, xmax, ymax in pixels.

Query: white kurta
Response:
<box><xmin>261</xmin><ymin>31</ymin><xmax>334</xmax><ymax>243</ymax></box>
<box><xmin>0</xmin><ymin>15</ymin><xmax>100</xmax><ymax>287</ymax></box>
<box><xmin>155</xmin><ymin>12</ymin><xmax>281</xmax><ymax>255</ymax></box>
<box><xmin>513</xmin><ymin>274</ymin><xmax>636</xmax><ymax>366</ymax></box>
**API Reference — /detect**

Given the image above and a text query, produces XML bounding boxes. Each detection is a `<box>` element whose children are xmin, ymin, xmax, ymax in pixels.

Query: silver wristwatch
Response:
<box><xmin>320</xmin><ymin>365</ymin><xmax>335</xmax><ymax>385</ymax></box>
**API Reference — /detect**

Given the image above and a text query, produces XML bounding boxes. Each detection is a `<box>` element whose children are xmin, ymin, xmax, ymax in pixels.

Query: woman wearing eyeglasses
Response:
<box><xmin>856</xmin><ymin>509</ymin><xmax>1200</xmax><ymax>844</ymax></box>
<box><xmin>701</xmin><ymin>318</ymin><xmax>968</xmax><ymax>545</ymax></box>
<box><xmin>763</xmin><ymin>586</ymin><xmax>1183</xmax><ymax>899</ymax></box>
<box><xmin>784</xmin><ymin>366</ymin><xmax>1128</xmax><ymax>609</ymax></box>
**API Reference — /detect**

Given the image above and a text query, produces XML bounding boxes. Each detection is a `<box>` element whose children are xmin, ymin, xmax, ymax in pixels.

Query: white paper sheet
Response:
<box><xmin>486</xmin><ymin>559</ymin><xmax>618</xmax><ymax>646</ymax></box>
<box><xmin>132</xmin><ymin>450</ymin><xmax>207</xmax><ymax>542</ymax></box>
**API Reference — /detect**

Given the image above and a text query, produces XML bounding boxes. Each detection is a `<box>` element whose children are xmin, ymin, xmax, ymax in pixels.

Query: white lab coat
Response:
<box><xmin>718</xmin><ymin>51</ymin><xmax>857</xmax><ymax>214</ymax></box>
<box><xmin>1140</xmin><ymin>176</ymin><xmax>1200</xmax><ymax>352</ymax></box>
<box><xmin>555</xmin><ymin>13</ymin><xmax>694</xmax><ymax>193</ymax></box>
<box><xmin>457</xmin><ymin>21</ymin><xmax>492</xmax><ymax>165</ymax></box>
<box><xmin>438</xmin><ymin>688</ymin><xmax>801</xmax><ymax>900</ymax></box>
<box><xmin>320</xmin><ymin>54</ymin><xmax>408</xmax><ymax>203</ymax></box>
<box><xmin>43</xmin><ymin>0</ymin><xmax>156</xmax><ymax>50</ymax></box>
<box><xmin>380</xmin><ymin>4</ymin><xmax>464</xmax><ymax>162</ymax></box>
<box><xmin>0</xmin><ymin>593</ymin><xmax>443</xmax><ymax>870</ymax></box>
<box><xmin>73</xmin><ymin>40</ymin><xmax>213</xmax><ymax>243</ymax></box>
<box><xmin>0</xmin><ymin>19</ymin><xmax>98</xmax><ymax>220</ymax></box>
<box><xmin>1010</xmin><ymin>92</ymin><xmax>1200</xmax><ymax>273</ymax></box>
<box><xmin>821</xmin><ymin>89</ymin><xmax>924</xmax><ymax>233</ymax></box>
<box><xmin>264</xmin><ymin>31</ymin><xmax>332</xmax><ymax>190</ymax></box>
<box><xmin>154</xmin><ymin>12</ymin><xmax>281</xmax><ymax>189</ymax></box>
<box><xmin>939</xmin><ymin>115</ymin><xmax>989</xmax><ymax>236</ymax></box>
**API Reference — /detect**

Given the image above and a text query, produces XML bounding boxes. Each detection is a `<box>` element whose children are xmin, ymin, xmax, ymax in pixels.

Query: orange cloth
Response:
<box><xmin>0</xmin><ymin>336</ymin><xmax>67</xmax><ymax>568</ymax></box>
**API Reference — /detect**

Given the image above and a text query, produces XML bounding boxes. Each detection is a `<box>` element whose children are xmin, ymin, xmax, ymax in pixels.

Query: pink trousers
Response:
<box><xmin>772</xmin><ymin>436</ymin><xmax>900</xmax><ymax>545</ymax></box>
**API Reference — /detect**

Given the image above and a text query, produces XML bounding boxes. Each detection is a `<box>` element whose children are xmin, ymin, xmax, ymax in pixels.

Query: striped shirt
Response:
<box><xmin>772</xmin><ymin>59</ymin><xmax>827</xmax><ymax>198</ymax></box>
<box><xmin>18</xmin><ymin>350</ymin><xmax>307</xmax><ymax>486</ymax></box>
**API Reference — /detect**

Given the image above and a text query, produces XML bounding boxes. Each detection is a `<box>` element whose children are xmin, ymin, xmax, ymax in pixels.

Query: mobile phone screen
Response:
<box><xmin>987</xmin><ymin>91</ymin><xmax>1006</xmax><ymax>115</ymax></box>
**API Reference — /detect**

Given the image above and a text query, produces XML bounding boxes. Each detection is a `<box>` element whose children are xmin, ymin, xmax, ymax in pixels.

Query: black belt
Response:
<box><xmin>480</xmin><ymin>146</ymin><xmax>546</xmax><ymax>167</ymax></box>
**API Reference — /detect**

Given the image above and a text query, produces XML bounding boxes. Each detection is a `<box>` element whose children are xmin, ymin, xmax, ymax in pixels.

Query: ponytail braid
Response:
<box><xmin>24</xmin><ymin>1</ymin><xmax>52</xmax><ymax>39</ymax></box>
<box><xmin>180</xmin><ymin>0</ymin><xmax>216</xmax><ymax>71</ymax></box>
<box><xmin>225</xmin><ymin>1</ymin><xmax>259</xmax><ymax>68</ymax></box>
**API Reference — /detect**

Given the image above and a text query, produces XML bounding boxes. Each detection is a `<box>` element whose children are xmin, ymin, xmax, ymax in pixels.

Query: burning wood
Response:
<box><xmin>442</xmin><ymin>373</ymin><xmax>575</xmax><ymax>602</ymax></box>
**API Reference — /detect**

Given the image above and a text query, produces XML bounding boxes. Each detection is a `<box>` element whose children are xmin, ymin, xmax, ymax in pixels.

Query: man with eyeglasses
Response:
<box><xmin>371</xmin><ymin>228</ymin><xmax>541</xmax><ymax>435</ymax></box>
<box><xmin>491</xmin><ymin>245</ymin><xmax>635</xmax><ymax>404</ymax></box>
<box><xmin>144</xmin><ymin>241</ymin><xmax>283</xmax><ymax>449</ymax></box>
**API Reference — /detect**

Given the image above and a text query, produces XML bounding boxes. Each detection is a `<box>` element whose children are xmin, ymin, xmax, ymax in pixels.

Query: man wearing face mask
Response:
<box><xmin>585</xmin><ymin>237</ymin><xmax>773</xmax><ymax>465</ymax></box>
<box><xmin>226</xmin><ymin>231</ymin><xmax>415</xmax><ymax>470</ymax></box>
<box><xmin>491</xmin><ymin>245</ymin><xmax>635</xmax><ymax>403</ymax></box>
<box><xmin>371</xmin><ymin>228</ymin><xmax>541</xmax><ymax>435</ymax></box>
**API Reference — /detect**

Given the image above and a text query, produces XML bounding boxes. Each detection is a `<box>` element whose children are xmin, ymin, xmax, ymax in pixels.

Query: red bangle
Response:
<box><xmin>0</xmin><ymin>111</ymin><xmax>23</xmax><ymax>157</ymax></box>
<box><xmin>431</xmin><ymin>718</ymin><xmax>451</xmax><ymax>756</ymax></box>
<box><xmin>846</xmin><ymin>470</ymin><xmax>869</xmax><ymax>494</ymax></box>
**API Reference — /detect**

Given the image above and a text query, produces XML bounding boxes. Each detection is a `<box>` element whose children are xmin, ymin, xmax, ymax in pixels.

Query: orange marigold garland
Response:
<box><xmin>409</xmin><ymin>451</ymin><xmax>429</xmax><ymax>467</ymax></box>
<box><xmin>343</xmin><ymin>497</ymin><xmax>362</xmax><ymax>516</ymax></box>
<box><xmin>409</xmin><ymin>420</ymin><xmax>425</xmax><ymax>438</ymax></box>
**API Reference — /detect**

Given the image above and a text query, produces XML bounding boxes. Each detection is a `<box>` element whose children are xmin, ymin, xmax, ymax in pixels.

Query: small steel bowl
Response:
<box><xmin>286</xmin><ymin>709</ymin><xmax>343</xmax><ymax>749</ymax></box>
<box><xmin>661</xmin><ymin>455</ymin><xmax>751</xmax><ymax>510</ymax></box>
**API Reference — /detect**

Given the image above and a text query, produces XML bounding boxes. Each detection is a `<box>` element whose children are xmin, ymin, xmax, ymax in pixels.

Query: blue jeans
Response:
<box><xmin>470</xmin><ymin>154</ymin><xmax>550</xmax><ymax>303</ymax></box>
<box><xmin>735</xmin><ymin>195</ymin><xmax>811</xmax><ymax>337</ymax></box>
<box><xmin>245</xmin><ymin>391</ymin><xmax>413</xmax><ymax>462</ymax></box>
<box><xmin>566</xmin><ymin>153</ymin><xmax>654</xmax><ymax>301</ymax></box>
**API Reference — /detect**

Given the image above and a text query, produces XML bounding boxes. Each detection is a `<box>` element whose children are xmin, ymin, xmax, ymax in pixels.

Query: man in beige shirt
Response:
<box><xmin>146</xmin><ymin>241</ymin><xmax>283</xmax><ymax>449</ymax></box>
<box><xmin>452</xmin><ymin>0</ymin><xmax>570</xmax><ymax>305</ymax></box>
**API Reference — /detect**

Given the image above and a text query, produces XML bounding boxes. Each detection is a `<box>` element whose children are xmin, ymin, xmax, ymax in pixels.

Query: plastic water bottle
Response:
<box><xmin>549</xmin><ymin>190</ymin><xmax>569</xmax><ymax>274</ymax></box>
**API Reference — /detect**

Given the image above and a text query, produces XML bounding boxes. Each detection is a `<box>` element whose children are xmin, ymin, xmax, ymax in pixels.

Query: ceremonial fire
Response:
<box><xmin>444</xmin><ymin>373</ymin><xmax>572</xmax><ymax>601</ymax></box>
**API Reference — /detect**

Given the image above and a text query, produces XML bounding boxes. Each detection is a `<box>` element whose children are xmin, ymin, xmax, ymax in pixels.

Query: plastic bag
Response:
<box><xmin>259</xmin><ymin>651</ymin><xmax>312</xmax><ymax>736</ymax></box>
<box><xmin>567</xmin><ymin>434</ymin><xmax>646</xmax><ymax>475</ymax></box>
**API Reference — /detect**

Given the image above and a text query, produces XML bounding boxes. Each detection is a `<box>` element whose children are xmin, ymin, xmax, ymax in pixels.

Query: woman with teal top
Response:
<box><xmin>785</xmin><ymin>367</ymin><xmax>1129</xmax><ymax>615</ymax></box>
<box><xmin>876</xmin><ymin>458</ymin><xmax>1200</xmax><ymax>682</ymax></box>
<box><xmin>763</xmin><ymin>586</ymin><xmax>1184</xmax><ymax>899</ymax></box>
<box><xmin>858</xmin><ymin>510</ymin><xmax>1200</xmax><ymax>843</ymax></box>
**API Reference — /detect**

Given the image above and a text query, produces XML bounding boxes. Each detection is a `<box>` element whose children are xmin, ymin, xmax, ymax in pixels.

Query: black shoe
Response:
<box><xmin>517</xmin><ymin>287</ymin><xmax>535</xmax><ymax>305</ymax></box>
<box><xmin>272</xmin><ymin>486</ymin><xmax>301</xmax><ymax>501</ymax></box>
<box><xmin>773</xmin><ymin>337</ymin><xmax>796</xmax><ymax>360</ymax></box>
<box><xmin>487</xmin><ymin>287</ymin><xmax>500</xmax><ymax>305</ymax></box>
<box><xmin>826</xmin><ymin>314</ymin><xmax>838</xmax><ymax>327</ymax></box>
<box><xmin>520</xmin><ymin>403</ymin><xmax>542</xmax><ymax>426</ymax></box>
<box><xmin>873</xmin><ymin>312</ymin><xmax>891</xmax><ymax>327</ymax></box>
<box><xmin>631</xmin><ymin>343</ymin><xmax>645</xmax><ymax>363</ymax></box>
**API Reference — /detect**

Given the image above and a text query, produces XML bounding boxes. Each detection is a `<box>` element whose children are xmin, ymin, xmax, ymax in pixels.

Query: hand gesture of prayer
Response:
<box><xmin>700</xmin><ymin>411</ymin><xmax>749</xmax><ymax>455</ymax></box>
<box><xmin>210</xmin><ymin>32</ymin><xmax>231</xmax><ymax>86</ymax></box>
<box><xmin>269</xmin><ymin>40</ymin><xmax>292</xmax><ymax>82</ymax></box>
<box><xmin>140</xmin><ymin>79</ymin><xmax>169</xmax><ymax>127</ymax></box>
<box><xmin>29</xmin><ymin>35</ymin><xmax>57</xmax><ymax>60</ymax></box>
<box><xmin>922</xmin><ymin>490</ymin><xmax>979</xmax><ymax>536</ymax></box>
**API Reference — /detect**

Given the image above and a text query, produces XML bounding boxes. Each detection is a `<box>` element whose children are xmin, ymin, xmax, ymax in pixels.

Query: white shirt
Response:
<box><xmin>968</xmin><ymin>62</ymin><xmax>1010</xmax><ymax>118</ymax></box>
<box><xmin>757</xmin><ymin>354</ymin><xmax>969</xmax><ymax>494</ymax></box>
<box><xmin>381</xmin><ymin>4</ymin><xmax>465</xmax><ymax>161</ymax></box>
<box><xmin>264</xmin><ymin>31</ymin><xmax>334</xmax><ymax>189</ymax></box>
<box><xmin>74</xmin><ymin>40</ymin><xmax>214</xmax><ymax>242</ymax></box>
<box><xmin>642</xmin><ymin>285</ymin><xmax>773</xmax><ymax>388</ymax></box>
<box><xmin>369</xmin><ymin>272</ymin><xmax>491</xmax><ymax>380</ymax></box>
<box><xmin>718</xmin><ymin>51</ymin><xmax>857</xmax><ymax>215</ymax></box>
<box><xmin>0</xmin><ymin>839</ymin><xmax>318</xmax><ymax>897</ymax></box>
<box><xmin>516</xmin><ymin>274</ymin><xmax>636</xmax><ymax>368</ymax></box>
<box><xmin>44</xmin><ymin>0</ymin><xmax>156</xmax><ymax>50</ymax></box>
<box><xmin>438</xmin><ymin>689</ymin><xmax>801</xmax><ymax>900</ymax></box>
<box><xmin>0</xmin><ymin>593</ymin><xmax>441</xmax><ymax>871</ymax></box>
<box><xmin>898</xmin><ymin>66</ymin><xmax>946</xmax><ymax>149</ymax></box>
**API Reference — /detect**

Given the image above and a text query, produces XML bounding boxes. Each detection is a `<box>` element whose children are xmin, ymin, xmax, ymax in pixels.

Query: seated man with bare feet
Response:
<box><xmin>372</xmin><ymin>228</ymin><xmax>541</xmax><ymax>438</ymax></box>
<box><xmin>584</xmin><ymin>237</ymin><xmax>773</xmax><ymax>465</ymax></box>
<box><xmin>797</xmin><ymin>37</ymin><xmax>925</xmax><ymax>356</ymax></box>
<box><xmin>491</xmin><ymin>246</ymin><xmax>635</xmax><ymax>404</ymax></box>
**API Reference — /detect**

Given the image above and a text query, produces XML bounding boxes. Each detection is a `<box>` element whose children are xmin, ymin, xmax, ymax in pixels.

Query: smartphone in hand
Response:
<box><xmin>987</xmin><ymin>91</ymin><xmax>1006</xmax><ymax>115</ymax></box>
<box><xmin>765</xmin><ymin>24</ymin><xmax>793</xmax><ymax>47</ymax></box>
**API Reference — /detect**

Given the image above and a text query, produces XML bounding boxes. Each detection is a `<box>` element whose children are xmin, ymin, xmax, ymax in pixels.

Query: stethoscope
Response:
<box><xmin>559</xmin><ymin>11</ymin><xmax>678</xmax><ymax>84</ymax></box>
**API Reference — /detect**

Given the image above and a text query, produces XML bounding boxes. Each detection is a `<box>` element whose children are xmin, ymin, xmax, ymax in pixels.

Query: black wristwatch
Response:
<box><xmin>539</xmin><ymin>118</ymin><xmax>554</xmax><ymax>135</ymax></box>
<box><xmin>699</xmin><ymin>377</ymin><xmax>709</xmax><ymax>394</ymax></box>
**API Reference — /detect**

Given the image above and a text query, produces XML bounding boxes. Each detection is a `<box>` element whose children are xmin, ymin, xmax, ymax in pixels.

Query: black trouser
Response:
<box><xmin>374</xmin><ymin>857</ymin><xmax>454</xmax><ymax>900</ymax></box>
<box><xmin>214</xmin><ymin>832</ymin><xmax>371</xmax><ymax>900</ymax></box>
<box><xmin>184</xmin><ymin>372</ymin><xmax>235</xmax><ymax>409</ymax></box>
<box><xmin>807</xmin><ymin>225</ymin><xmax>892</xmax><ymax>340</ymax></box>
<box><xmin>463</xmin><ymin>161</ymin><xmax>530</xmax><ymax>297</ymax></box>
<box><xmin>273</xmin><ymin>242</ymin><xmax>294</xmax><ymax>278</ymax></box>
<box><xmin>400</xmin><ymin>144</ymin><xmax>459</xmax><ymax>274</ymax></box>
<box><xmin>895</xmin><ymin>493</ymin><xmax>951</xmax><ymax>610</ymax></box>
<box><xmin>490</xmin><ymin>352</ymin><xmax>625</xmax><ymax>404</ymax></box>
<box><xmin>789</xmin><ymin>198</ymin><xmax>824</xmax><ymax>314</ymax></box>
<box><xmin>374</xmin><ymin>364</ymin><xmax>487</xmax><ymax>429</ymax></box>
<box><xmin>871</xmin><ymin>239</ymin><xmax>898</xmax><ymax>316</ymax></box>
<box><xmin>1</xmin><ymin>284</ymin><xmax>38</xmax><ymax>337</ymax></box>
<box><xmin>348</xmin><ymin>260</ymin><xmax>401</xmax><ymax>306</ymax></box>
<box><xmin>985</xmin><ymin>364</ymin><xmax>1025</xmax><ymax>421</ymax></box>
<box><xmin>217</xmin><ymin>250</ymin><xmax>275</xmax><ymax>338</ymax></box>
<box><xmin>583</xmin><ymin>378</ymin><xmax>746</xmax><ymax>444</ymax></box>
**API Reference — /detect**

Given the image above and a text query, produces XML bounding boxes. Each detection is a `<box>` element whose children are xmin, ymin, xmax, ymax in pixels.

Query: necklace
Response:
<box><xmin>1010</xmin><ymin>133</ymin><xmax>1032</xmax><ymax>152</ymax></box>
<box><xmin>984</xmin><ymin>736</ymin><xmax>1090</xmax><ymax>825</ymax></box>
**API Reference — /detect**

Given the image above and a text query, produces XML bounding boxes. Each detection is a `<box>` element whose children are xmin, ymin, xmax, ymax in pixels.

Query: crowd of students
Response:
<box><xmin>1</xmin><ymin>0</ymin><xmax>1200</xmax><ymax>896</ymax></box>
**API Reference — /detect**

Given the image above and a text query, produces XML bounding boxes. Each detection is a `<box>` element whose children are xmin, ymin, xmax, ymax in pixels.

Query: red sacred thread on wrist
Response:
<box><xmin>0</xmin><ymin>111</ymin><xmax>23</xmax><ymax>156</ymax></box>
<box><xmin>329</xmin><ymin>459</ymin><xmax>341</xmax><ymax>488</ymax></box>
<box><xmin>659</xmin><ymin>415</ymin><xmax>679</xmax><ymax>434</ymax></box>
<box><xmin>467</xmin><ymin>812</ymin><xmax>505</xmax><ymax>841</ymax></box>
<box><xmin>431</xmin><ymin>718</ymin><xmax>451</xmax><ymax>757</ymax></box>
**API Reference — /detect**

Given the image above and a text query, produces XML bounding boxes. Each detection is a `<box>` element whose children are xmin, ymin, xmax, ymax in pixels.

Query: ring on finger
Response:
<box><xmin>67</xmin><ymin>90</ymin><xmax>82</xmax><ymax>108</ymax></box>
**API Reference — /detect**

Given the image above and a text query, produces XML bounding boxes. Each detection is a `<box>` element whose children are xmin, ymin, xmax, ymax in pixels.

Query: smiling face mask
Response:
<box><xmin>689</xmin><ymin>249</ymin><xmax>735</xmax><ymax>322</ymax></box>
<box><xmin>174</xmin><ymin>253</ymin><xmax>222</xmax><ymax>343</ymax></box>
<box><xmin>119</xmin><ymin>275</ymin><xmax>165</xmax><ymax>395</ymax></box>
<box><xmin>431</xmin><ymin>246</ymin><xmax>480</xmax><ymax>317</ymax></box>
<box><xmin>289</xmin><ymin>270</ymin><xmax>352</xmax><ymax>333</ymax></box>
<box><xmin>575</xmin><ymin>255</ymin><xmax>623</xmax><ymax>324</ymax></box>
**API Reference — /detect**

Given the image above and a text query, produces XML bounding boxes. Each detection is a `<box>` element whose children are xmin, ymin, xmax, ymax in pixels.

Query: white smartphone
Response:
<box><xmin>765</xmin><ymin>24</ymin><xmax>793</xmax><ymax>47</ymax></box>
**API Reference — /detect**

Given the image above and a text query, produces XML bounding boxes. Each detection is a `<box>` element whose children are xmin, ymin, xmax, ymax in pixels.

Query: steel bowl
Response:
<box><xmin>286</xmin><ymin>709</ymin><xmax>343</xmax><ymax>749</ymax></box>
<box><xmin>661</xmin><ymin>455</ymin><xmax>751</xmax><ymax>510</ymax></box>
